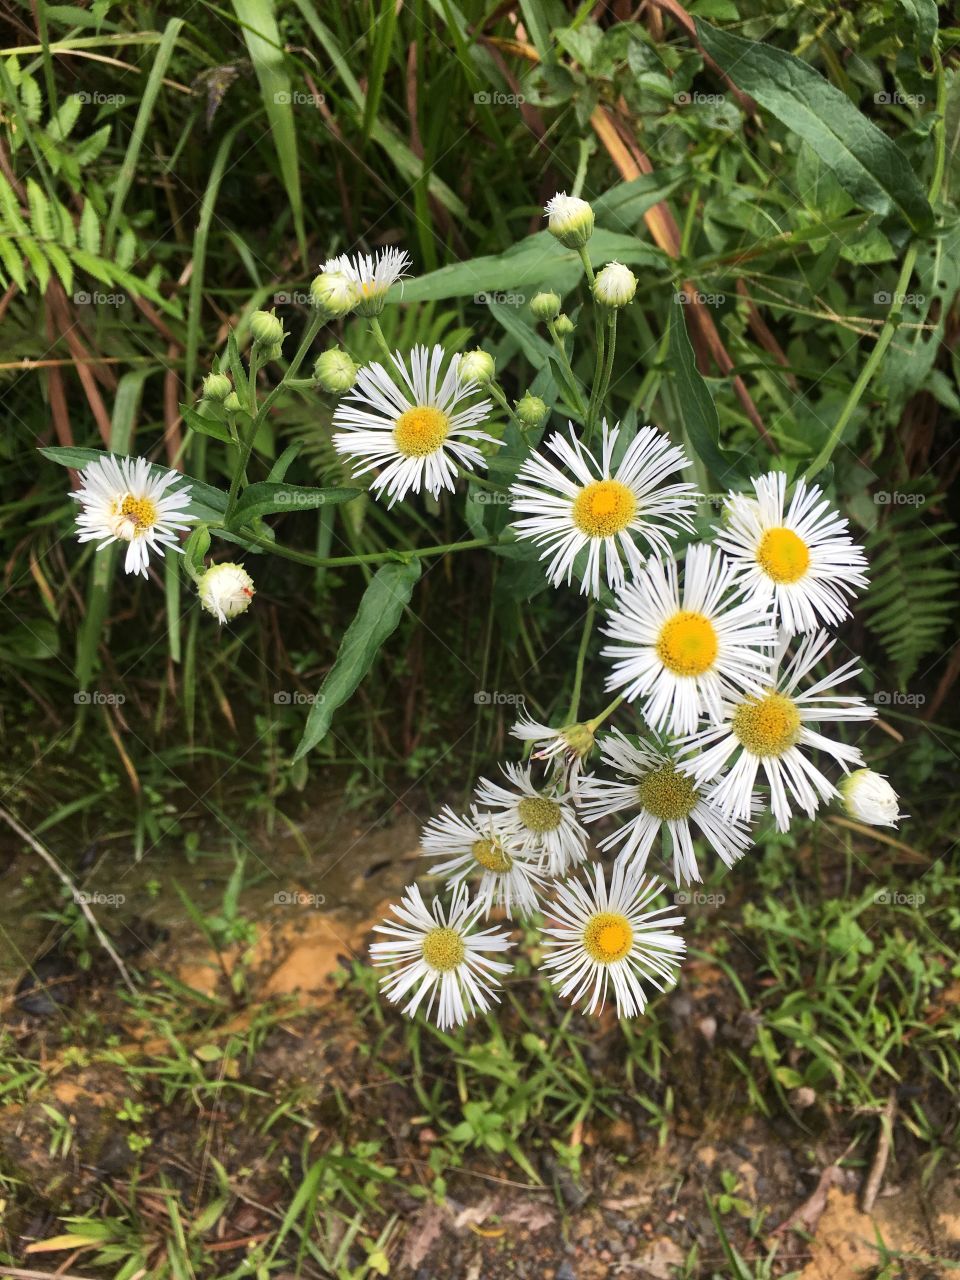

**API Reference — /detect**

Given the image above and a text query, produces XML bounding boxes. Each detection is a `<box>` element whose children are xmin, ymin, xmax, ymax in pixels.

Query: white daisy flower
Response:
<box><xmin>510</xmin><ymin>714</ymin><xmax>596</xmax><ymax>797</ymax></box>
<box><xmin>73</xmin><ymin>454</ymin><xmax>194</xmax><ymax>578</ymax></box>
<box><xmin>333</xmin><ymin>344</ymin><xmax>494</xmax><ymax>507</ymax></box>
<box><xmin>473</xmin><ymin>763</ymin><xmax>588</xmax><ymax>878</ymax></box>
<box><xmin>544</xmin><ymin>192</ymin><xmax>594</xmax><ymax>248</ymax></box>
<box><xmin>420</xmin><ymin>805</ymin><xmax>545</xmax><ymax>919</ymax></box>
<box><xmin>579</xmin><ymin>730</ymin><xmax>755</xmax><ymax>884</ymax></box>
<box><xmin>370</xmin><ymin>881</ymin><xmax>512</xmax><ymax>1029</ymax></box>
<box><xmin>679</xmin><ymin>630</ymin><xmax>877</xmax><ymax>833</ymax></box>
<box><xmin>839</xmin><ymin>769</ymin><xmax>904</xmax><ymax>828</ymax></box>
<box><xmin>198</xmin><ymin>562</ymin><xmax>255</xmax><ymax>624</ymax></box>
<box><xmin>715</xmin><ymin>471</ymin><xmax>868</xmax><ymax>633</ymax></box>
<box><xmin>323</xmin><ymin>246</ymin><xmax>411</xmax><ymax>316</ymax></box>
<box><xmin>601</xmin><ymin>543</ymin><xmax>777</xmax><ymax>736</ymax></box>
<box><xmin>508</xmin><ymin>421</ymin><xmax>698</xmax><ymax>598</ymax></box>
<box><xmin>539</xmin><ymin>861</ymin><xmax>685</xmax><ymax>1018</ymax></box>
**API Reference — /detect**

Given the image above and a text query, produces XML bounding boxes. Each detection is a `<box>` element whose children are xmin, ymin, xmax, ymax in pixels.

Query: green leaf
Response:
<box><xmin>668</xmin><ymin>299</ymin><xmax>747</xmax><ymax>487</ymax></box>
<box><xmin>180</xmin><ymin>402</ymin><xmax>234</xmax><ymax>444</ymax></box>
<box><xmin>292</xmin><ymin>559</ymin><xmax>422</xmax><ymax>761</ymax></box>
<box><xmin>226</xmin><ymin>481</ymin><xmax>361</xmax><ymax>527</ymax></box>
<box><xmin>695</xmin><ymin>19</ymin><xmax>934</xmax><ymax>233</ymax></box>
<box><xmin>41</xmin><ymin>446</ymin><xmax>229</xmax><ymax>523</ymax></box>
<box><xmin>897</xmin><ymin>0</ymin><xmax>938</xmax><ymax>53</ymax></box>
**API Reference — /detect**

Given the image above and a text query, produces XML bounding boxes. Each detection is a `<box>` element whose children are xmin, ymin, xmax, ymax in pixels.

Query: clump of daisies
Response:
<box><xmin>55</xmin><ymin>198</ymin><xmax>902</xmax><ymax>1033</ymax></box>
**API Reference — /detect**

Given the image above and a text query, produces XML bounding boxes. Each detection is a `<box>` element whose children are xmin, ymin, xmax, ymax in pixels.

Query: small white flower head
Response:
<box><xmin>839</xmin><ymin>769</ymin><xmax>903</xmax><ymax>828</ymax></box>
<box><xmin>370</xmin><ymin>881</ymin><xmax>512</xmax><ymax>1029</ymax></box>
<box><xmin>198</xmin><ymin>562</ymin><xmax>255</xmax><ymax>624</ymax></box>
<box><xmin>473</xmin><ymin>763</ymin><xmax>589</xmax><ymax>878</ymax></box>
<box><xmin>73</xmin><ymin>455</ymin><xmax>194</xmax><ymax>578</ymax></box>
<box><xmin>310</xmin><ymin>269</ymin><xmax>359</xmax><ymax>318</ymax></box>
<box><xmin>544</xmin><ymin>192</ymin><xmax>595</xmax><ymax>249</ymax></box>
<box><xmin>579</xmin><ymin>730</ymin><xmax>756</xmax><ymax>885</ymax></box>
<box><xmin>323</xmin><ymin>247</ymin><xmax>411</xmax><ymax>317</ymax></box>
<box><xmin>333</xmin><ymin>344</ymin><xmax>495</xmax><ymax>507</ymax></box>
<box><xmin>420</xmin><ymin>805</ymin><xmax>545</xmax><ymax>919</ymax></box>
<box><xmin>715</xmin><ymin>471</ymin><xmax>868</xmax><ymax>634</ymax></box>
<box><xmin>511</xmin><ymin>714</ymin><xmax>596</xmax><ymax>796</ymax></box>
<box><xmin>459</xmin><ymin>348</ymin><xmax>496</xmax><ymax>386</ymax></box>
<box><xmin>509</xmin><ymin>421</ymin><xmax>698</xmax><ymax>598</ymax></box>
<box><xmin>679</xmin><ymin>630</ymin><xmax>877</xmax><ymax>833</ymax></box>
<box><xmin>593</xmin><ymin>261</ymin><xmax>637</xmax><ymax>309</ymax></box>
<box><xmin>314</xmin><ymin>348</ymin><xmax>359</xmax><ymax>395</ymax></box>
<box><xmin>601</xmin><ymin>543</ymin><xmax>778</xmax><ymax>737</ymax></box>
<box><xmin>539</xmin><ymin>861</ymin><xmax>685</xmax><ymax>1018</ymax></box>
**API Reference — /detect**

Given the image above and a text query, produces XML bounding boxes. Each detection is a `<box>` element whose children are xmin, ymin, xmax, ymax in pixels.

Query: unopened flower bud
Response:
<box><xmin>314</xmin><ymin>348</ymin><xmax>359</xmax><ymax>395</ymax></box>
<box><xmin>515</xmin><ymin>393</ymin><xmax>549</xmax><ymax>429</ymax></box>
<box><xmin>554</xmin><ymin>314</ymin><xmax>575</xmax><ymax>337</ymax></box>
<box><xmin>310</xmin><ymin>270</ymin><xmax>359</xmax><ymax>318</ymax></box>
<box><xmin>250</xmin><ymin>309</ymin><xmax>284</xmax><ymax>348</ymax></box>
<box><xmin>201</xmin><ymin>372</ymin><xmax>232</xmax><ymax>402</ymax></box>
<box><xmin>223</xmin><ymin>391</ymin><xmax>242</xmax><ymax>414</ymax></box>
<box><xmin>530</xmin><ymin>291</ymin><xmax>561</xmax><ymax>322</ymax></box>
<box><xmin>459</xmin><ymin>348</ymin><xmax>496</xmax><ymax>386</ymax></box>
<box><xmin>199</xmin><ymin>562</ymin><xmax>255</xmax><ymax>624</ymax></box>
<box><xmin>544</xmin><ymin>193</ymin><xmax>594</xmax><ymax>249</ymax></box>
<box><xmin>593</xmin><ymin>261</ymin><xmax>637</xmax><ymax>308</ymax></box>
<box><xmin>839</xmin><ymin>769</ymin><xmax>903</xmax><ymax>828</ymax></box>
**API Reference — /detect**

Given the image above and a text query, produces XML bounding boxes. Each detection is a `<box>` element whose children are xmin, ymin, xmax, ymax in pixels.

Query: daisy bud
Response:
<box><xmin>314</xmin><ymin>348</ymin><xmax>359</xmax><ymax>395</ymax></box>
<box><xmin>202</xmin><ymin>372</ymin><xmax>232</xmax><ymax>402</ymax></box>
<box><xmin>544</xmin><ymin>192</ymin><xmax>594</xmax><ymax>250</ymax></box>
<box><xmin>459</xmin><ymin>348</ymin><xmax>496</xmax><ymax>386</ymax></box>
<box><xmin>250</xmin><ymin>309</ymin><xmax>284</xmax><ymax>348</ymax></box>
<box><xmin>530</xmin><ymin>291</ymin><xmax>561</xmax><ymax>322</ymax></box>
<box><xmin>554</xmin><ymin>314</ymin><xmax>575</xmax><ymax>337</ymax></box>
<box><xmin>515</xmin><ymin>393</ymin><xmax>548</xmax><ymax>430</ymax></box>
<box><xmin>223</xmin><ymin>391</ymin><xmax>242</xmax><ymax>414</ymax></box>
<box><xmin>198</xmin><ymin>562</ymin><xmax>255</xmax><ymax>625</ymax></box>
<box><xmin>311</xmin><ymin>270</ymin><xmax>359</xmax><ymax>318</ymax></box>
<box><xmin>593</xmin><ymin>261</ymin><xmax>637</xmax><ymax>309</ymax></box>
<box><xmin>839</xmin><ymin>769</ymin><xmax>903</xmax><ymax>828</ymax></box>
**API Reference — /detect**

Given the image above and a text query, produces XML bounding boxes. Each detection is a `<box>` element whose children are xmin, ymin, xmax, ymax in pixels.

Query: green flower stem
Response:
<box><xmin>585</xmin><ymin>316</ymin><xmax>606</xmax><ymax>445</ymax></box>
<box><xmin>487</xmin><ymin>381</ymin><xmax>523</xmax><ymax>431</ymax></box>
<box><xmin>226</xmin><ymin>531</ymin><xmax>491</xmax><ymax>569</ymax></box>
<box><xmin>566</xmin><ymin>602</ymin><xmax>596</xmax><ymax>723</ymax></box>
<box><xmin>252</xmin><ymin>312</ymin><xmax>324</xmax><ymax>431</ymax></box>
<box><xmin>805</xmin><ymin>51</ymin><xmax>946</xmax><ymax>481</ymax></box>
<box><xmin>587</xmin><ymin>694</ymin><xmax>624</xmax><ymax>731</ymax></box>
<box><xmin>369</xmin><ymin>316</ymin><xmax>394</xmax><ymax>363</ymax></box>
<box><xmin>577</xmin><ymin>245</ymin><xmax>595</xmax><ymax>285</ymax></box>
<box><xmin>595</xmin><ymin>310</ymin><xmax>618</xmax><ymax>423</ymax></box>
<box><xmin>547</xmin><ymin>322</ymin><xmax>587</xmax><ymax>416</ymax></box>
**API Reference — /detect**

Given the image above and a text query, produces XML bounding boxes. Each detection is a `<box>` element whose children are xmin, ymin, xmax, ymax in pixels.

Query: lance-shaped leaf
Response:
<box><xmin>293</xmin><ymin>558</ymin><xmax>422</xmax><ymax>761</ymax></box>
<box><xmin>226</xmin><ymin>481</ymin><xmax>362</xmax><ymax>527</ymax></box>
<box><xmin>696</xmin><ymin>20</ymin><xmax>933</xmax><ymax>233</ymax></box>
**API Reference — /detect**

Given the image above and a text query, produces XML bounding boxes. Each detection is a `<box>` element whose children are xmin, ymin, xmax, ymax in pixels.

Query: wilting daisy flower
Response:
<box><xmin>73</xmin><ymin>455</ymin><xmax>194</xmax><ymax>578</ymax></box>
<box><xmin>539</xmin><ymin>861</ymin><xmax>685</xmax><ymax>1017</ymax></box>
<box><xmin>715</xmin><ymin>471</ymin><xmax>868</xmax><ymax>633</ymax></box>
<box><xmin>839</xmin><ymin>769</ymin><xmax>904</xmax><ymax>828</ymax></box>
<box><xmin>333</xmin><ymin>344</ymin><xmax>494</xmax><ymax>507</ymax></box>
<box><xmin>511</xmin><ymin>714</ymin><xmax>596</xmax><ymax>796</ymax></box>
<box><xmin>544</xmin><ymin>192</ymin><xmax>594</xmax><ymax>248</ymax></box>
<box><xmin>323</xmin><ymin>246</ymin><xmax>411</xmax><ymax>316</ymax></box>
<box><xmin>579</xmin><ymin>730</ymin><xmax>755</xmax><ymax>884</ymax></box>
<box><xmin>679</xmin><ymin>630</ymin><xmax>876</xmax><ymax>833</ymax></box>
<box><xmin>420</xmin><ymin>806</ymin><xmax>545</xmax><ymax>919</ymax></box>
<box><xmin>198</xmin><ymin>562</ymin><xmax>255</xmax><ymax>624</ymax></box>
<box><xmin>474</xmin><ymin>763</ymin><xmax>588</xmax><ymax>878</ymax></box>
<box><xmin>601</xmin><ymin>543</ymin><xmax>777</xmax><ymax>736</ymax></box>
<box><xmin>509</xmin><ymin>421</ymin><xmax>697</xmax><ymax>598</ymax></box>
<box><xmin>370</xmin><ymin>882</ymin><xmax>512</xmax><ymax>1029</ymax></box>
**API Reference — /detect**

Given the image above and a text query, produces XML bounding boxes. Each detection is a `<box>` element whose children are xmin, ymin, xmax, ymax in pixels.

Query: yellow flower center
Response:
<box><xmin>731</xmin><ymin>692</ymin><xmax>802</xmax><ymax>757</ymax></box>
<box><xmin>471</xmin><ymin>837</ymin><xmax>513</xmax><ymax>873</ymax></box>
<box><xmin>393</xmin><ymin>406</ymin><xmax>449</xmax><ymax>458</ymax></box>
<box><xmin>637</xmin><ymin>765</ymin><xmax>699</xmax><ymax>821</ymax></box>
<box><xmin>517</xmin><ymin>795</ymin><xmax>562</xmax><ymax>833</ymax></box>
<box><xmin>582</xmin><ymin>911</ymin><xmax>634</xmax><ymax>964</ymax></box>
<box><xmin>655</xmin><ymin>610</ymin><xmax>719</xmax><ymax>677</ymax></box>
<box><xmin>421</xmin><ymin>926</ymin><xmax>465</xmax><ymax>972</ymax></box>
<box><xmin>571</xmin><ymin>479</ymin><xmax>636</xmax><ymax>538</ymax></box>
<box><xmin>113</xmin><ymin>494</ymin><xmax>159</xmax><ymax>539</ymax></box>
<box><xmin>756</xmin><ymin>527</ymin><xmax>810</xmax><ymax>584</ymax></box>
